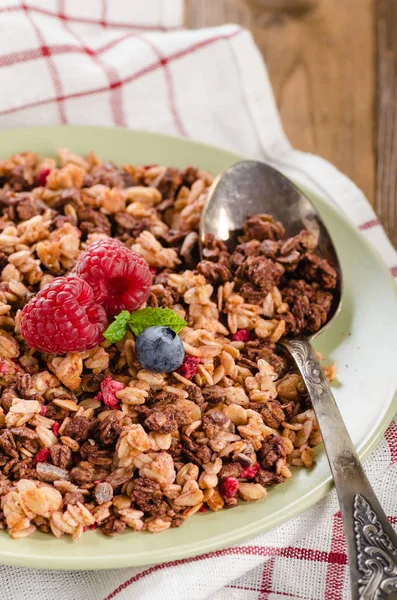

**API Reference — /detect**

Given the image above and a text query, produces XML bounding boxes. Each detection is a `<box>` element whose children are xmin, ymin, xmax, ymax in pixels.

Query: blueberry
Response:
<box><xmin>135</xmin><ymin>326</ymin><xmax>184</xmax><ymax>373</ymax></box>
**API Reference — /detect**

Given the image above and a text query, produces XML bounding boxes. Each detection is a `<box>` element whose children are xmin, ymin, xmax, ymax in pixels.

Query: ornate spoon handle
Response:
<box><xmin>283</xmin><ymin>337</ymin><xmax>397</xmax><ymax>600</ymax></box>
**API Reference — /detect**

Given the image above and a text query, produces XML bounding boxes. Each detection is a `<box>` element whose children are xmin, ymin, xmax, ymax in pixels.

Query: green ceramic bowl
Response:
<box><xmin>0</xmin><ymin>126</ymin><xmax>396</xmax><ymax>570</ymax></box>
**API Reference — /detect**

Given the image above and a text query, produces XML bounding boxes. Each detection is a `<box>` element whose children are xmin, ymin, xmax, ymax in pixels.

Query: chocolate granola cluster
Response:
<box><xmin>0</xmin><ymin>149</ymin><xmax>337</xmax><ymax>539</ymax></box>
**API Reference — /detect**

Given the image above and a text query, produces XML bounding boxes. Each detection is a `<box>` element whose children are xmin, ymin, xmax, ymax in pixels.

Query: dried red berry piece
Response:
<box><xmin>20</xmin><ymin>276</ymin><xmax>107</xmax><ymax>354</ymax></box>
<box><xmin>36</xmin><ymin>168</ymin><xmax>51</xmax><ymax>186</ymax></box>
<box><xmin>98</xmin><ymin>376</ymin><xmax>124</xmax><ymax>409</ymax></box>
<box><xmin>34</xmin><ymin>448</ymin><xmax>50</xmax><ymax>464</ymax></box>
<box><xmin>75</xmin><ymin>238</ymin><xmax>152</xmax><ymax>317</ymax></box>
<box><xmin>240</xmin><ymin>463</ymin><xmax>260</xmax><ymax>479</ymax></box>
<box><xmin>176</xmin><ymin>356</ymin><xmax>200</xmax><ymax>380</ymax></box>
<box><xmin>39</xmin><ymin>405</ymin><xmax>47</xmax><ymax>416</ymax></box>
<box><xmin>221</xmin><ymin>476</ymin><xmax>239</xmax><ymax>498</ymax></box>
<box><xmin>0</xmin><ymin>361</ymin><xmax>9</xmax><ymax>374</ymax></box>
<box><xmin>232</xmin><ymin>329</ymin><xmax>253</xmax><ymax>342</ymax></box>
<box><xmin>52</xmin><ymin>422</ymin><xmax>60</xmax><ymax>436</ymax></box>
<box><xmin>198</xmin><ymin>505</ymin><xmax>207</xmax><ymax>513</ymax></box>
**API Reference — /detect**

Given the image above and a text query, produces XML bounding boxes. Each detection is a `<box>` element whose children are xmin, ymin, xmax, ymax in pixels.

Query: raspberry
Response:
<box><xmin>36</xmin><ymin>168</ymin><xmax>51</xmax><ymax>186</ymax></box>
<box><xmin>52</xmin><ymin>422</ymin><xmax>60</xmax><ymax>436</ymax></box>
<box><xmin>176</xmin><ymin>356</ymin><xmax>200</xmax><ymax>380</ymax></box>
<box><xmin>221</xmin><ymin>476</ymin><xmax>239</xmax><ymax>498</ymax></box>
<box><xmin>98</xmin><ymin>376</ymin><xmax>124</xmax><ymax>408</ymax></box>
<box><xmin>232</xmin><ymin>329</ymin><xmax>253</xmax><ymax>342</ymax></box>
<box><xmin>20</xmin><ymin>276</ymin><xmax>107</xmax><ymax>354</ymax></box>
<box><xmin>76</xmin><ymin>238</ymin><xmax>152</xmax><ymax>317</ymax></box>
<box><xmin>34</xmin><ymin>448</ymin><xmax>50</xmax><ymax>464</ymax></box>
<box><xmin>240</xmin><ymin>463</ymin><xmax>260</xmax><ymax>479</ymax></box>
<box><xmin>198</xmin><ymin>505</ymin><xmax>207</xmax><ymax>513</ymax></box>
<box><xmin>39</xmin><ymin>405</ymin><xmax>47</xmax><ymax>416</ymax></box>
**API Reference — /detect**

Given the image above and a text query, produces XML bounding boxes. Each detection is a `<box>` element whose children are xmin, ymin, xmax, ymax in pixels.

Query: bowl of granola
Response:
<box><xmin>0</xmin><ymin>126</ymin><xmax>396</xmax><ymax>570</ymax></box>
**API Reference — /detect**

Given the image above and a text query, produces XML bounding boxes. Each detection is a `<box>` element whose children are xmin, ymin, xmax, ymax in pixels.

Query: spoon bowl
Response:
<box><xmin>199</xmin><ymin>160</ymin><xmax>397</xmax><ymax>600</ymax></box>
<box><xmin>199</xmin><ymin>160</ymin><xmax>342</xmax><ymax>338</ymax></box>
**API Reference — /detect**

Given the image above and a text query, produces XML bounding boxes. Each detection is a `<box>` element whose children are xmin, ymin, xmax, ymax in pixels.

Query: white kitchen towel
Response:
<box><xmin>0</xmin><ymin>2</ymin><xmax>396</xmax><ymax>600</ymax></box>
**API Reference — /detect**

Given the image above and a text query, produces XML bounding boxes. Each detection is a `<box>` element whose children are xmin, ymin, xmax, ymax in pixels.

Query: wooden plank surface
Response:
<box><xmin>375</xmin><ymin>0</ymin><xmax>397</xmax><ymax>247</ymax></box>
<box><xmin>185</xmin><ymin>0</ymin><xmax>377</xmax><ymax>213</ymax></box>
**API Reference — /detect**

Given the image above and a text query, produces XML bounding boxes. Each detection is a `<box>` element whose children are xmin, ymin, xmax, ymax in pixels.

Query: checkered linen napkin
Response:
<box><xmin>0</xmin><ymin>2</ymin><xmax>396</xmax><ymax>600</ymax></box>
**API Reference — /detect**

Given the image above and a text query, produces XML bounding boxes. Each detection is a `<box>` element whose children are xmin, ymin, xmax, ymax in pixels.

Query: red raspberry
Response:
<box><xmin>36</xmin><ymin>168</ymin><xmax>51</xmax><ymax>186</ymax></box>
<box><xmin>232</xmin><ymin>329</ymin><xmax>253</xmax><ymax>342</ymax></box>
<box><xmin>221</xmin><ymin>476</ymin><xmax>239</xmax><ymax>498</ymax></box>
<box><xmin>52</xmin><ymin>422</ymin><xmax>60</xmax><ymax>436</ymax></box>
<box><xmin>97</xmin><ymin>375</ymin><xmax>124</xmax><ymax>408</ymax></box>
<box><xmin>20</xmin><ymin>276</ymin><xmax>107</xmax><ymax>354</ymax></box>
<box><xmin>176</xmin><ymin>356</ymin><xmax>200</xmax><ymax>380</ymax></box>
<box><xmin>75</xmin><ymin>238</ymin><xmax>152</xmax><ymax>317</ymax></box>
<box><xmin>240</xmin><ymin>463</ymin><xmax>260</xmax><ymax>479</ymax></box>
<box><xmin>34</xmin><ymin>448</ymin><xmax>50</xmax><ymax>464</ymax></box>
<box><xmin>39</xmin><ymin>405</ymin><xmax>47</xmax><ymax>416</ymax></box>
<box><xmin>91</xmin><ymin>524</ymin><xmax>98</xmax><ymax>530</ymax></box>
<box><xmin>198</xmin><ymin>505</ymin><xmax>207</xmax><ymax>513</ymax></box>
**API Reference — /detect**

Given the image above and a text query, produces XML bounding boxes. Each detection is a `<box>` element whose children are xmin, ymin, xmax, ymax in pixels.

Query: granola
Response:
<box><xmin>0</xmin><ymin>149</ymin><xmax>338</xmax><ymax>540</ymax></box>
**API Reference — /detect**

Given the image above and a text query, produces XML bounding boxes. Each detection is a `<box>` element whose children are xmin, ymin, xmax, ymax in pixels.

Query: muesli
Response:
<box><xmin>0</xmin><ymin>150</ymin><xmax>337</xmax><ymax>539</ymax></box>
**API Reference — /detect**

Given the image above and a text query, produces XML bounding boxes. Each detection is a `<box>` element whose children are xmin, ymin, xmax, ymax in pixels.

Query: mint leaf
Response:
<box><xmin>103</xmin><ymin>310</ymin><xmax>131</xmax><ymax>343</ymax></box>
<box><xmin>128</xmin><ymin>307</ymin><xmax>187</xmax><ymax>337</ymax></box>
<box><xmin>104</xmin><ymin>307</ymin><xmax>187</xmax><ymax>343</ymax></box>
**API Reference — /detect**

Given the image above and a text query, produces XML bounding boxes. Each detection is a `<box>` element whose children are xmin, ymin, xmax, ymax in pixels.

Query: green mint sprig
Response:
<box><xmin>103</xmin><ymin>307</ymin><xmax>187</xmax><ymax>343</ymax></box>
<box><xmin>128</xmin><ymin>307</ymin><xmax>187</xmax><ymax>337</ymax></box>
<box><xmin>103</xmin><ymin>310</ymin><xmax>131</xmax><ymax>343</ymax></box>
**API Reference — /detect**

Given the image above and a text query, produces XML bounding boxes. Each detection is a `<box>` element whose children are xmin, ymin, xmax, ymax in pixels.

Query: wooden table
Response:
<box><xmin>185</xmin><ymin>0</ymin><xmax>397</xmax><ymax>247</ymax></box>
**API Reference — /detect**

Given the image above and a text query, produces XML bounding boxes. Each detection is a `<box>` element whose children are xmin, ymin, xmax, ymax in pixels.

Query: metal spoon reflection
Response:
<box><xmin>199</xmin><ymin>160</ymin><xmax>397</xmax><ymax>600</ymax></box>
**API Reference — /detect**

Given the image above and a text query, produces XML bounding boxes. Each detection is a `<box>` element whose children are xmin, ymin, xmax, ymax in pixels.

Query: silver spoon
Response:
<box><xmin>199</xmin><ymin>160</ymin><xmax>397</xmax><ymax>600</ymax></box>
